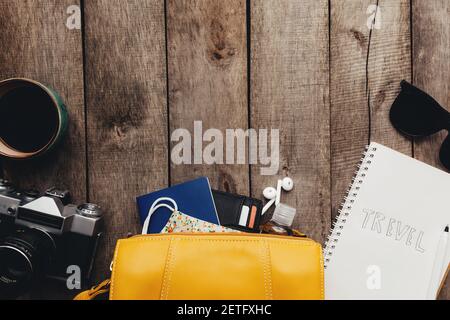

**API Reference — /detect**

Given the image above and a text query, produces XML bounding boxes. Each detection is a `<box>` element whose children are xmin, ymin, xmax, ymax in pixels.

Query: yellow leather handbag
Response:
<box><xmin>75</xmin><ymin>233</ymin><xmax>324</xmax><ymax>300</ymax></box>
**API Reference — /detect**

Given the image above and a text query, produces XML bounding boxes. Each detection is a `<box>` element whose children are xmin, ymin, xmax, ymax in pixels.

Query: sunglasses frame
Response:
<box><xmin>390</xmin><ymin>80</ymin><xmax>450</xmax><ymax>171</ymax></box>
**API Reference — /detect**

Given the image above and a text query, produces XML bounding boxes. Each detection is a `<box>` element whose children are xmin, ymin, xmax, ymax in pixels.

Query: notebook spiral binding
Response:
<box><xmin>323</xmin><ymin>145</ymin><xmax>378</xmax><ymax>269</ymax></box>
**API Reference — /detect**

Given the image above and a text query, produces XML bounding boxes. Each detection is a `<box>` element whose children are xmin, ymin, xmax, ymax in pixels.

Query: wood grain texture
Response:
<box><xmin>250</xmin><ymin>0</ymin><xmax>330</xmax><ymax>243</ymax></box>
<box><xmin>83</xmin><ymin>0</ymin><xmax>168</xmax><ymax>280</ymax></box>
<box><xmin>0</xmin><ymin>0</ymin><xmax>448</xmax><ymax>301</ymax></box>
<box><xmin>0</xmin><ymin>0</ymin><xmax>84</xmax><ymax>299</ymax></box>
<box><xmin>412</xmin><ymin>0</ymin><xmax>450</xmax><ymax>300</ymax></box>
<box><xmin>330</xmin><ymin>0</ymin><xmax>412</xmax><ymax>219</ymax></box>
<box><xmin>0</xmin><ymin>0</ymin><xmax>85</xmax><ymax>201</ymax></box>
<box><xmin>412</xmin><ymin>0</ymin><xmax>449</xmax><ymax>169</ymax></box>
<box><xmin>167</xmin><ymin>0</ymin><xmax>249</xmax><ymax>195</ymax></box>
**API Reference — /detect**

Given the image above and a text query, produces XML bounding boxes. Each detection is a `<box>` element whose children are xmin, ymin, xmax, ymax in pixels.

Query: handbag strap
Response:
<box><xmin>141</xmin><ymin>197</ymin><xmax>178</xmax><ymax>234</ymax></box>
<box><xmin>74</xmin><ymin>279</ymin><xmax>111</xmax><ymax>300</ymax></box>
<box><xmin>76</xmin><ymin>198</ymin><xmax>179</xmax><ymax>300</ymax></box>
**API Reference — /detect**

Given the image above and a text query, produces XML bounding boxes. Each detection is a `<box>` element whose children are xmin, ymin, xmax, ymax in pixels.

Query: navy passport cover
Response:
<box><xmin>137</xmin><ymin>177</ymin><xmax>219</xmax><ymax>233</ymax></box>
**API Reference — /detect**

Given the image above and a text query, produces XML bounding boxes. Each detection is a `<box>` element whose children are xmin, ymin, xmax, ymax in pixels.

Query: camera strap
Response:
<box><xmin>74</xmin><ymin>279</ymin><xmax>111</xmax><ymax>300</ymax></box>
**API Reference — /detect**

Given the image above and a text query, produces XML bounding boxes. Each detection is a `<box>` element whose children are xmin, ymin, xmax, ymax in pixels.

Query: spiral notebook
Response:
<box><xmin>325</xmin><ymin>142</ymin><xmax>450</xmax><ymax>300</ymax></box>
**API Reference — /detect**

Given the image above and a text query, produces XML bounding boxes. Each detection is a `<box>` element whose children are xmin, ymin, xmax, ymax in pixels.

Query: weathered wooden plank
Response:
<box><xmin>0</xmin><ymin>0</ymin><xmax>85</xmax><ymax>200</ymax></box>
<box><xmin>0</xmin><ymin>0</ymin><xmax>85</xmax><ymax>299</ymax></box>
<box><xmin>83</xmin><ymin>0</ymin><xmax>168</xmax><ymax>280</ymax></box>
<box><xmin>412</xmin><ymin>0</ymin><xmax>449</xmax><ymax>170</ymax></box>
<box><xmin>167</xmin><ymin>0</ymin><xmax>249</xmax><ymax>195</ymax></box>
<box><xmin>412</xmin><ymin>0</ymin><xmax>450</xmax><ymax>300</ymax></box>
<box><xmin>330</xmin><ymin>0</ymin><xmax>411</xmax><ymax>220</ymax></box>
<box><xmin>250</xmin><ymin>0</ymin><xmax>330</xmax><ymax>243</ymax></box>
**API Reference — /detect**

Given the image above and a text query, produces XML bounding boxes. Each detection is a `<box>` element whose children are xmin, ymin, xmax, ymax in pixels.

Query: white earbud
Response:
<box><xmin>281</xmin><ymin>177</ymin><xmax>294</xmax><ymax>191</ymax></box>
<box><xmin>263</xmin><ymin>187</ymin><xmax>277</xmax><ymax>200</ymax></box>
<box><xmin>275</xmin><ymin>180</ymin><xmax>282</xmax><ymax>206</ymax></box>
<box><xmin>262</xmin><ymin>177</ymin><xmax>294</xmax><ymax>215</ymax></box>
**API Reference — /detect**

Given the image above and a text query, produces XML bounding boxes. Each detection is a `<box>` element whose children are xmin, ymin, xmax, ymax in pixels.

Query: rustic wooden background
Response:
<box><xmin>0</xmin><ymin>0</ymin><xmax>448</xmax><ymax>300</ymax></box>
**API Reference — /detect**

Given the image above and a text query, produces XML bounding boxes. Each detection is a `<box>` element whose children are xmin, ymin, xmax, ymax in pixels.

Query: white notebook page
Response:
<box><xmin>325</xmin><ymin>142</ymin><xmax>450</xmax><ymax>300</ymax></box>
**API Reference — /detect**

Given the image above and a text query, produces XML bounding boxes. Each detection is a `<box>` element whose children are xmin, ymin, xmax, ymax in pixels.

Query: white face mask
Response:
<box><xmin>142</xmin><ymin>197</ymin><xmax>179</xmax><ymax>234</ymax></box>
<box><xmin>161</xmin><ymin>211</ymin><xmax>238</xmax><ymax>234</ymax></box>
<box><xmin>142</xmin><ymin>197</ymin><xmax>238</xmax><ymax>234</ymax></box>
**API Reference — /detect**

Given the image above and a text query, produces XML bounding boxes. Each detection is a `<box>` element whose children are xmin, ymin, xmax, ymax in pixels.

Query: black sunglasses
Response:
<box><xmin>390</xmin><ymin>80</ymin><xmax>450</xmax><ymax>171</ymax></box>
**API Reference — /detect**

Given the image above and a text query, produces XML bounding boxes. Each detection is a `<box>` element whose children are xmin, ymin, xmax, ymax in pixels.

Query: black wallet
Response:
<box><xmin>212</xmin><ymin>190</ymin><xmax>263</xmax><ymax>233</ymax></box>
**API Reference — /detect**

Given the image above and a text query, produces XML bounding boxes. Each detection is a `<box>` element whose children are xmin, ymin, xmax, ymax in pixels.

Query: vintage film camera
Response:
<box><xmin>0</xmin><ymin>179</ymin><xmax>103</xmax><ymax>298</ymax></box>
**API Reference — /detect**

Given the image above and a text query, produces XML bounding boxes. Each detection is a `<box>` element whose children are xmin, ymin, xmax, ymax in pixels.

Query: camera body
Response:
<box><xmin>0</xmin><ymin>179</ymin><xmax>103</xmax><ymax>298</ymax></box>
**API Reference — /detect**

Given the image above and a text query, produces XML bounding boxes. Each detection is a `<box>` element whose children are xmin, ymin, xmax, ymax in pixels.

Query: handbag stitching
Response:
<box><xmin>120</xmin><ymin>237</ymin><xmax>318</xmax><ymax>246</ymax></box>
<box><xmin>318</xmin><ymin>244</ymin><xmax>324</xmax><ymax>300</ymax></box>
<box><xmin>264</xmin><ymin>240</ymin><xmax>273</xmax><ymax>300</ymax></box>
<box><xmin>110</xmin><ymin>240</ymin><xmax>121</xmax><ymax>299</ymax></box>
<box><xmin>111</xmin><ymin>237</ymin><xmax>322</xmax><ymax>300</ymax></box>
<box><xmin>165</xmin><ymin>239</ymin><xmax>177</xmax><ymax>300</ymax></box>
<box><xmin>160</xmin><ymin>237</ymin><xmax>175</xmax><ymax>300</ymax></box>
<box><xmin>258</xmin><ymin>241</ymin><xmax>268</xmax><ymax>299</ymax></box>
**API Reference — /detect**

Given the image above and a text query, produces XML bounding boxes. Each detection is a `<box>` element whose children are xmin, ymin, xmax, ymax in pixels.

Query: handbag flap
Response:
<box><xmin>110</xmin><ymin>233</ymin><xmax>324</xmax><ymax>300</ymax></box>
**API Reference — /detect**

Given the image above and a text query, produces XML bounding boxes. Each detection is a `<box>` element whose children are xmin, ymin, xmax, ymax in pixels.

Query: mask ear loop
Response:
<box><xmin>142</xmin><ymin>197</ymin><xmax>178</xmax><ymax>234</ymax></box>
<box><xmin>110</xmin><ymin>197</ymin><xmax>179</xmax><ymax>272</ymax></box>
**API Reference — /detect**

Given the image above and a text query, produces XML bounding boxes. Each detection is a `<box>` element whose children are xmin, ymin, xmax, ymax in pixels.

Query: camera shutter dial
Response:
<box><xmin>76</xmin><ymin>203</ymin><xmax>102</xmax><ymax>218</ymax></box>
<box><xmin>0</xmin><ymin>179</ymin><xmax>14</xmax><ymax>193</ymax></box>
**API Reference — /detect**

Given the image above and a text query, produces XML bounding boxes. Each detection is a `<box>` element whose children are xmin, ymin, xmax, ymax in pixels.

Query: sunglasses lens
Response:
<box><xmin>439</xmin><ymin>135</ymin><xmax>450</xmax><ymax>171</ymax></box>
<box><xmin>390</xmin><ymin>81</ymin><xmax>448</xmax><ymax>137</ymax></box>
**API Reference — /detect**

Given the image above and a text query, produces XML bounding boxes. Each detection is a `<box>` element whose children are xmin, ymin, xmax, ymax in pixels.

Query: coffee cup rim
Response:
<box><xmin>0</xmin><ymin>77</ymin><xmax>65</xmax><ymax>159</ymax></box>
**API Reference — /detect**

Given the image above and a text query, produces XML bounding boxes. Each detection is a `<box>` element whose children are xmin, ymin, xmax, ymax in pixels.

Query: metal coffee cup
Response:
<box><xmin>0</xmin><ymin>78</ymin><xmax>68</xmax><ymax>159</ymax></box>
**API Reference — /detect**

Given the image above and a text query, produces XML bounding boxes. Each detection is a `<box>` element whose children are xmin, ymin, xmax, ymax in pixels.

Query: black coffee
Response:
<box><xmin>0</xmin><ymin>86</ymin><xmax>59</xmax><ymax>153</ymax></box>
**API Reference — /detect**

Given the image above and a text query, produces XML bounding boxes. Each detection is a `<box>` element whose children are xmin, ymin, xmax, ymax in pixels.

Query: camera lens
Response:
<box><xmin>0</xmin><ymin>247</ymin><xmax>32</xmax><ymax>284</ymax></box>
<box><xmin>0</xmin><ymin>228</ymin><xmax>55</xmax><ymax>298</ymax></box>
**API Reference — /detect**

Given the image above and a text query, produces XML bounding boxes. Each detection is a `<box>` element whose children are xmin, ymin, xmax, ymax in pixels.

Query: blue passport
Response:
<box><xmin>137</xmin><ymin>177</ymin><xmax>219</xmax><ymax>233</ymax></box>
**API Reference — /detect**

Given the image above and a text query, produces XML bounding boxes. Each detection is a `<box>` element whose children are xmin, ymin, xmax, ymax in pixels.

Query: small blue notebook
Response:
<box><xmin>137</xmin><ymin>177</ymin><xmax>219</xmax><ymax>234</ymax></box>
